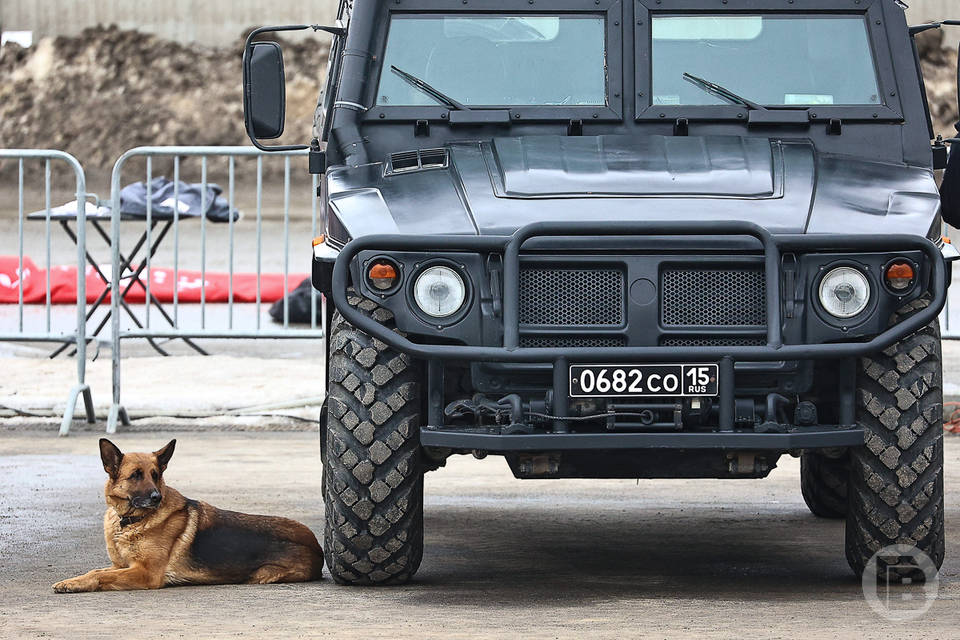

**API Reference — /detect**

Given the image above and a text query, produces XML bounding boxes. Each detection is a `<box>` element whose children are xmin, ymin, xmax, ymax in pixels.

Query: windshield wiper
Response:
<box><xmin>682</xmin><ymin>73</ymin><xmax>767</xmax><ymax>111</ymax></box>
<box><xmin>390</xmin><ymin>65</ymin><xmax>471</xmax><ymax>111</ymax></box>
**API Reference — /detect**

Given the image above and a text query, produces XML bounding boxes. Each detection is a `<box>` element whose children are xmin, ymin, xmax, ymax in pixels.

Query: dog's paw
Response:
<box><xmin>53</xmin><ymin>578</ymin><xmax>89</xmax><ymax>593</ymax></box>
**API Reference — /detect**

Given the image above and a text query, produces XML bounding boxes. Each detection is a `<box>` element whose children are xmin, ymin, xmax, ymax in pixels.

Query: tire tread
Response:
<box><xmin>323</xmin><ymin>293</ymin><xmax>424</xmax><ymax>585</ymax></box>
<box><xmin>800</xmin><ymin>453</ymin><xmax>848</xmax><ymax>519</ymax></box>
<box><xmin>846</xmin><ymin>298</ymin><xmax>945</xmax><ymax>580</ymax></box>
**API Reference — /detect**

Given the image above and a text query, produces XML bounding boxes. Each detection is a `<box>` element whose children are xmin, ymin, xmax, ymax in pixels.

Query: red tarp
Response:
<box><xmin>0</xmin><ymin>256</ymin><xmax>306</xmax><ymax>304</ymax></box>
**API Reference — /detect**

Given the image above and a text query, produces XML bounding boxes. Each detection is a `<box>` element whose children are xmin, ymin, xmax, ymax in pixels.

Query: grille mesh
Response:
<box><xmin>661</xmin><ymin>267</ymin><xmax>766</xmax><ymax>327</ymax></box>
<box><xmin>519</xmin><ymin>267</ymin><xmax>623</xmax><ymax>326</ymax></box>
<box><xmin>520</xmin><ymin>335</ymin><xmax>626</xmax><ymax>348</ymax></box>
<box><xmin>659</xmin><ymin>336</ymin><xmax>765</xmax><ymax>347</ymax></box>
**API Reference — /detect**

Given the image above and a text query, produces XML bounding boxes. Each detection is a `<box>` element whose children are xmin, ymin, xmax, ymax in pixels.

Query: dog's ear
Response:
<box><xmin>99</xmin><ymin>439</ymin><xmax>123</xmax><ymax>478</ymax></box>
<box><xmin>153</xmin><ymin>439</ymin><xmax>176</xmax><ymax>472</ymax></box>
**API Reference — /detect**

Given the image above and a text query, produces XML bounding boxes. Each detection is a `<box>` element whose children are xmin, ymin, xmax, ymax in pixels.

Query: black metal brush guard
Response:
<box><xmin>331</xmin><ymin>221</ymin><xmax>948</xmax><ymax>450</ymax></box>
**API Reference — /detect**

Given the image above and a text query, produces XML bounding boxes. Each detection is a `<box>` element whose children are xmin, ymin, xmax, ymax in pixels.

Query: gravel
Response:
<box><xmin>0</xmin><ymin>25</ymin><xmax>328</xmax><ymax>180</ymax></box>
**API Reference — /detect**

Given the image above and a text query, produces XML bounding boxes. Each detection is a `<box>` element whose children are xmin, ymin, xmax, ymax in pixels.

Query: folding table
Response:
<box><xmin>28</xmin><ymin>204</ymin><xmax>209</xmax><ymax>357</ymax></box>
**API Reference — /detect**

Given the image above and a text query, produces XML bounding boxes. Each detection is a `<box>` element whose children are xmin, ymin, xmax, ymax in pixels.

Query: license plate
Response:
<box><xmin>569</xmin><ymin>364</ymin><xmax>719</xmax><ymax>398</ymax></box>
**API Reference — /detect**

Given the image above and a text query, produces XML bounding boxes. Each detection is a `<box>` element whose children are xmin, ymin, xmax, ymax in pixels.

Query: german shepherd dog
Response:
<box><xmin>53</xmin><ymin>439</ymin><xmax>324</xmax><ymax>592</ymax></box>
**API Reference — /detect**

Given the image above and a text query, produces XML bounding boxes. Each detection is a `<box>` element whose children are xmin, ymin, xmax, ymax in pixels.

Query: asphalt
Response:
<box><xmin>3</xmin><ymin>183</ymin><xmax>960</xmax><ymax>638</ymax></box>
<box><xmin>1</xmin><ymin>430</ymin><xmax>959</xmax><ymax>639</ymax></box>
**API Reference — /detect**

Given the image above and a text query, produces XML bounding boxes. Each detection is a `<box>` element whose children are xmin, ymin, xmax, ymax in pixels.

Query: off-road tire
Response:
<box><xmin>323</xmin><ymin>292</ymin><xmax>424</xmax><ymax>585</ymax></box>
<box><xmin>800</xmin><ymin>452</ymin><xmax>848</xmax><ymax>519</ymax></box>
<box><xmin>847</xmin><ymin>298</ymin><xmax>945</xmax><ymax>581</ymax></box>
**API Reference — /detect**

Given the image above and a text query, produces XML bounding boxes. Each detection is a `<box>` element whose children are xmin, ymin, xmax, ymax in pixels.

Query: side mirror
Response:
<box><xmin>242</xmin><ymin>24</ymin><xmax>346</xmax><ymax>152</ymax></box>
<box><xmin>243</xmin><ymin>41</ymin><xmax>286</xmax><ymax>140</ymax></box>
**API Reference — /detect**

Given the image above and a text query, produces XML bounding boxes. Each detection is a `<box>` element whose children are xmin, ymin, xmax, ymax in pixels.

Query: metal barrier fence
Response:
<box><xmin>3</xmin><ymin>145</ymin><xmax>960</xmax><ymax>434</ymax></box>
<box><xmin>106</xmin><ymin>146</ymin><xmax>325</xmax><ymax>433</ymax></box>
<box><xmin>0</xmin><ymin>150</ymin><xmax>95</xmax><ymax>435</ymax></box>
<box><xmin>939</xmin><ymin>220</ymin><xmax>959</xmax><ymax>339</ymax></box>
<box><xmin>941</xmin><ymin>294</ymin><xmax>959</xmax><ymax>338</ymax></box>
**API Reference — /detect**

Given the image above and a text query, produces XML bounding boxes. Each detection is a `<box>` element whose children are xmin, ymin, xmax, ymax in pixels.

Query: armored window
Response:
<box><xmin>376</xmin><ymin>14</ymin><xmax>607</xmax><ymax>107</ymax></box>
<box><xmin>650</xmin><ymin>15</ymin><xmax>882</xmax><ymax>107</ymax></box>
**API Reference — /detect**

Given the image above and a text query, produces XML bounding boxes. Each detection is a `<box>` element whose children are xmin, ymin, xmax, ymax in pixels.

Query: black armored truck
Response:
<box><xmin>243</xmin><ymin>0</ymin><xmax>960</xmax><ymax>585</ymax></box>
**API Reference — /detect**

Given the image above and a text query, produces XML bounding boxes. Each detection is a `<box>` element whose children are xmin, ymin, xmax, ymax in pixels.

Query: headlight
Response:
<box><xmin>818</xmin><ymin>266</ymin><xmax>870</xmax><ymax>318</ymax></box>
<box><xmin>413</xmin><ymin>265</ymin><xmax>465</xmax><ymax>318</ymax></box>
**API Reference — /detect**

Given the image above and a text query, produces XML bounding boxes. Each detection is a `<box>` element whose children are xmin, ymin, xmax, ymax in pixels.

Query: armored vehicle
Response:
<box><xmin>242</xmin><ymin>0</ymin><xmax>960</xmax><ymax>585</ymax></box>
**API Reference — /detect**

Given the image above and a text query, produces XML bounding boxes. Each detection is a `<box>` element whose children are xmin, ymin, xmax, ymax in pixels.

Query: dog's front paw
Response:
<box><xmin>53</xmin><ymin>577</ymin><xmax>93</xmax><ymax>593</ymax></box>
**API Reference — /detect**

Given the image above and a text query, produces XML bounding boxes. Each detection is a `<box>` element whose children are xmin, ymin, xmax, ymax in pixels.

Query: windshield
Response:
<box><xmin>651</xmin><ymin>15</ymin><xmax>882</xmax><ymax>106</ymax></box>
<box><xmin>376</xmin><ymin>15</ymin><xmax>607</xmax><ymax>107</ymax></box>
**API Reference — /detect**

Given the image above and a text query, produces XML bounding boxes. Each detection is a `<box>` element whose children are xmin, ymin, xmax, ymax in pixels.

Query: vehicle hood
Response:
<box><xmin>326</xmin><ymin>134</ymin><xmax>939</xmax><ymax>239</ymax></box>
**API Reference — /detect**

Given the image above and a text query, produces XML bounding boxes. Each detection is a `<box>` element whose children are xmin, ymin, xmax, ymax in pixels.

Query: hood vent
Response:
<box><xmin>386</xmin><ymin>148</ymin><xmax>449</xmax><ymax>175</ymax></box>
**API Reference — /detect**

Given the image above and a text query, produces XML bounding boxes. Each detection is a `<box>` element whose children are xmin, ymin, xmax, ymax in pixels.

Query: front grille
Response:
<box><xmin>659</xmin><ymin>336</ymin><xmax>765</xmax><ymax>347</ymax></box>
<box><xmin>520</xmin><ymin>335</ymin><xmax>626</xmax><ymax>348</ymax></box>
<box><xmin>661</xmin><ymin>267</ymin><xmax>766</xmax><ymax>327</ymax></box>
<box><xmin>519</xmin><ymin>267</ymin><xmax>624</xmax><ymax>326</ymax></box>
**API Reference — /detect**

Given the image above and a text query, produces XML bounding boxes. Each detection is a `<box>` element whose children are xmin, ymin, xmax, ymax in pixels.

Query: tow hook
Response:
<box><xmin>727</xmin><ymin>453</ymin><xmax>770</xmax><ymax>476</ymax></box>
<box><xmin>516</xmin><ymin>454</ymin><xmax>561</xmax><ymax>477</ymax></box>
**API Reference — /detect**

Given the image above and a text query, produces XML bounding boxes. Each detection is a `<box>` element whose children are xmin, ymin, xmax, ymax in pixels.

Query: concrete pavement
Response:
<box><xmin>1</xmin><ymin>430</ymin><xmax>958</xmax><ymax>639</ymax></box>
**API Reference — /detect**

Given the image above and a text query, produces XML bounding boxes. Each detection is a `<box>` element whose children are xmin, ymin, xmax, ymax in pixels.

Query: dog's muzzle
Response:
<box><xmin>130</xmin><ymin>490</ymin><xmax>162</xmax><ymax>509</ymax></box>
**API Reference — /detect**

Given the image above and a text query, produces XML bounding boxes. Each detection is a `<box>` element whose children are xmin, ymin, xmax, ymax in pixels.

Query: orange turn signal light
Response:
<box><xmin>884</xmin><ymin>261</ymin><xmax>915</xmax><ymax>291</ymax></box>
<box><xmin>368</xmin><ymin>261</ymin><xmax>399</xmax><ymax>291</ymax></box>
<box><xmin>312</xmin><ymin>234</ymin><xmax>326</xmax><ymax>248</ymax></box>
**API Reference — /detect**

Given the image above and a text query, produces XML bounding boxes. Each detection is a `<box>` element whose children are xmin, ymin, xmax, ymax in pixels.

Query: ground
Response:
<box><xmin>1</xmin><ymin>430</ymin><xmax>958</xmax><ymax>639</ymax></box>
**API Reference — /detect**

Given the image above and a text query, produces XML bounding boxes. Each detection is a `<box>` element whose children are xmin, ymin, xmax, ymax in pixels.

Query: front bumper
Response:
<box><xmin>420</xmin><ymin>425</ymin><xmax>866</xmax><ymax>451</ymax></box>
<box><xmin>328</xmin><ymin>221</ymin><xmax>949</xmax><ymax>450</ymax></box>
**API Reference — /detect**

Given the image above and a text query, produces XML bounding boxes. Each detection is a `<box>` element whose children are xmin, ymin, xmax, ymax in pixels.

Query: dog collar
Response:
<box><xmin>118</xmin><ymin>514</ymin><xmax>145</xmax><ymax>528</ymax></box>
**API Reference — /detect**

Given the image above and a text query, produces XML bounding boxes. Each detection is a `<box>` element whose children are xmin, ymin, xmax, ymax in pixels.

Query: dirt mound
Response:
<box><xmin>0</xmin><ymin>25</ymin><xmax>327</xmax><ymax>180</ymax></box>
<box><xmin>0</xmin><ymin>25</ymin><xmax>957</xmax><ymax>179</ymax></box>
<box><xmin>916</xmin><ymin>28</ymin><xmax>959</xmax><ymax>139</ymax></box>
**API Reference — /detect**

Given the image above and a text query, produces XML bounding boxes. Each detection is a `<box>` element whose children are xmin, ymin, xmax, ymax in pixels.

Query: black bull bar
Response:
<box><xmin>331</xmin><ymin>221</ymin><xmax>948</xmax><ymax>449</ymax></box>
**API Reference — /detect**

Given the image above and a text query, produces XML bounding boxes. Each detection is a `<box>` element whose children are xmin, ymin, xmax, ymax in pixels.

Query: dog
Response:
<box><xmin>53</xmin><ymin>439</ymin><xmax>324</xmax><ymax>592</ymax></box>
